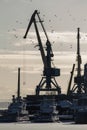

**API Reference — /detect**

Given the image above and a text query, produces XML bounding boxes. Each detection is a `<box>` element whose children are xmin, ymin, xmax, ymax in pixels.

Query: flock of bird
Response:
<box><xmin>6</xmin><ymin>0</ymin><xmax>87</xmax><ymax>50</ymax></box>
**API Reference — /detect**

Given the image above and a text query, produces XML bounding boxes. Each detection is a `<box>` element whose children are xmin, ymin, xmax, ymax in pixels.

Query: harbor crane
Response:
<box><xmin>67</xmin><ymin>28</ymin><xmax>87</xmax><ymax>95</ymax></box>
<box><xmin>24</xmin><ymin>10</ymin><xmax>61</xmax><ymax>95</ymax></box>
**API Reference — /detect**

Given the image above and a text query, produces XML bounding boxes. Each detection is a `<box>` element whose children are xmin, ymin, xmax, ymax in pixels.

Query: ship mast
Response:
<box><xmin>17</xmin><ymin>68</ymin><xmax>20</xmax><ymax>99</ymax></box>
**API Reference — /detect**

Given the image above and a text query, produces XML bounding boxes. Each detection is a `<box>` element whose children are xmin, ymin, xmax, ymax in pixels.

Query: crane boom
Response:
<box><xmin>33</xmin><ymin>19</ymin><xmax>47</xmax><ymax>68</ymax></box>
<box><xmin>67</xmin><ymin>64</ymin><xmax>75</xmax><ymax>95</ymax></box>
<box><xmin>23</xmin><ymin>10</ymin><xmax>47</xmax><ymax>68</ymax></box>
<box><xmin>36</xmin><ymin>11</ymin><xmax>54</xmax><ymax>58</ymax></box>
<box><xmin>36</xmin><ymin>11</ymin><xmax>49</xmax><ymax>41</ymax></box>
<box><xmin>23</xmin><ymin>10</ymin><xmax>37</xmax><ymax>39</ymax></box>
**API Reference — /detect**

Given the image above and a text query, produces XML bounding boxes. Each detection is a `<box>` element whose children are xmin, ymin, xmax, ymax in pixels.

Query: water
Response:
<box><xmin>0</xmin><ymin>122</ymin><xmax>87</xmax><ymax>130</ymax></box>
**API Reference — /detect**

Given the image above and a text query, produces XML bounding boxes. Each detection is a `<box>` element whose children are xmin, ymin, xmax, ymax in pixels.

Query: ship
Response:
<box><xmin>0</xmin><ymin>68</ymin><xmax>28</xmax><ymax>122</ymax></box>
<box><xmin>31</xmin><ymin>97</ymin><xmax>59</xmax><ymax>122</ymax></box>
<box><xmin>74</xmin><ymin>96</ymin><xmax>87</xmax><ymax>124</ymax></box>
<box><xmin>58</xmin><ymin>100</ymin><xmax>74</xmax><ymax>121</ymax></box>
<box><xmin>0</xmin><ymin>96</ymin><xmax>28</xmax><ymax>122</ymax></box>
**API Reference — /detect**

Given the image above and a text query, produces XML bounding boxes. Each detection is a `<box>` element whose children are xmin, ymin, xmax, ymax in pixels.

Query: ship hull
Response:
<box><xmin>75</xmin><ymin>111</ymin><xmax>87</xmax><ymax>124</ymax></box>
<box><xmin>0</xmin><ymin>114</ymin><xmax>17</xmax><ymax>123</ymax></box>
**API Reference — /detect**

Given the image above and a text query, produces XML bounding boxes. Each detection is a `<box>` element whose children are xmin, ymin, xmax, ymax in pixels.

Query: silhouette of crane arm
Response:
<box><xmin>36</xmin><ymin>11</ymin><xmax>54</xmax><ymax>58</ymax></box>
<box><xmin>23</xmin><ymin>10</ymin><xmax>37</xmax><ymax>39</ymax></box>
<box><xmin>23</xmin><ymin>10</ymin><xmax>47</xmax><ymax>68</ymax></box>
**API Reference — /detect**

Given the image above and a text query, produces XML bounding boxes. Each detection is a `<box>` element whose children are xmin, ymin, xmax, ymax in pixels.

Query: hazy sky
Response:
<box><xmin>0</xmin><ymin>0</ymin><xmax>87</xmax><ymax>52</ymax></box>
<box><xmin>0</xmin><ymin>0</ymin><xmax>87</xmax><ymax>99</ymax></box>
<box><xmin>1</xmin><ymin>0</ymin><xmax>87</xmax><ymax>31</ymax></box>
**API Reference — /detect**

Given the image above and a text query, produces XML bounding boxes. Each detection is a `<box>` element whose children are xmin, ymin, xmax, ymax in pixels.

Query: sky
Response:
<box><xmin>0</xmin><ymin>0</ymin><xmax>87</xmax><ymax>100</ymax></box>
<box><xmin>0</xmin><ymin>0</ymin><xmax>87</xmax><ymax>52</ymax></box>
<box><xmin>1</xmin><ymin>0</ymin><xmax>87</xmax><ymax>52</ymax></box>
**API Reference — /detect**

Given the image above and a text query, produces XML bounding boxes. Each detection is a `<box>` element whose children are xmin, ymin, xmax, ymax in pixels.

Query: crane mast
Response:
<box><xmin>76</xmin><ymin>28</ymin><xmax>82</xmax><ymax>93</ymax></box>
<box><xmin>24</xmin><ymin>10</ymin><xmax>61</xmax><ymax>95</ymax></box>
<box><xmin>67</xmin><ymin>28</ymin><xmax>87</xmax><ymax>95</ymax></box>
<box><xmin>77</xmin><ymin>28</ymin><xmax>81</xmax><ymax>77</ymax></box>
